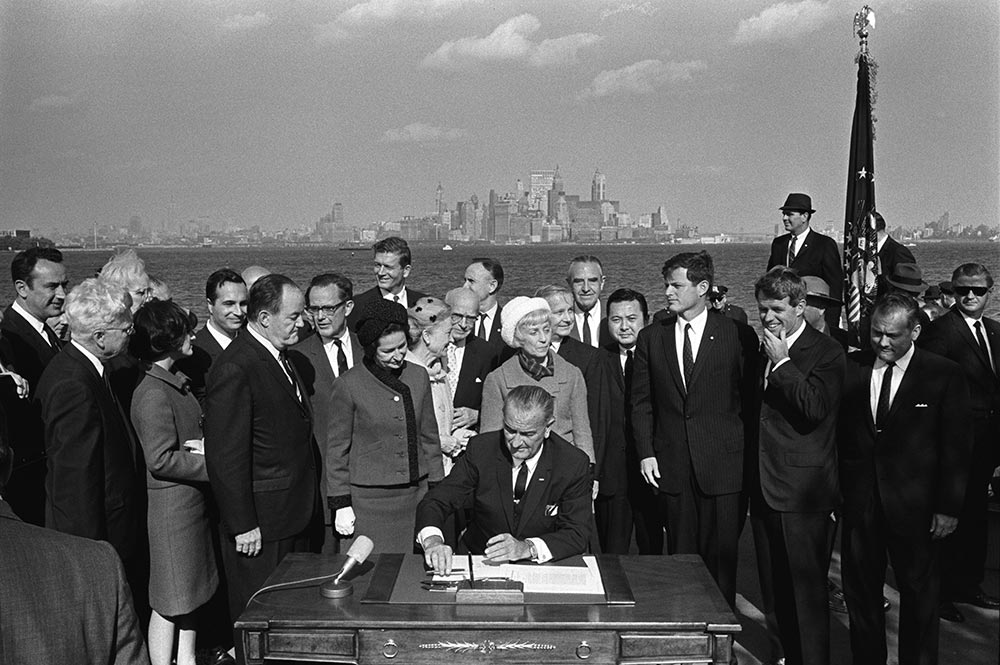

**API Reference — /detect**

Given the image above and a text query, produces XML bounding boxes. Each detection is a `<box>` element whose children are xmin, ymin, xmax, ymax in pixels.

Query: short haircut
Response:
<box><xmin>471</xmin><ymin>258</ymin><xmax>505</xmax><ymax>291</ymax></box>
<box><xmin>99</xmin><ymin>249</ymin><xmax>148</xmax><ymax>290</ymax></box>
<box><xmin>65</xmin><ymin>278</ymin><xmax>131</xmax><ymax>336</ymax></box>
<box><xmin>248</xmin><ymin>274</ymin><xmax>298</xmax><ymax>320</ymax></box>
<box><xmin>534</xmin><ymin>284</ymin><xmax>573</xmax><ymax>302</ymax></box>
<box><xmin>872</xmin><ymin>292</ymin><xmax>920</xmax><ymax>330</ymax></box>
<box><xmin>205</xmin><ymin>268</ymin><xmax>245</xmax><ymax>302</ymax></box>
<box><xmin>951</xmin><ymin>263</ymin><xmax>994</xmax><ymax>289</ymax></box>
<box><xmin>131</xmin><ymin>299</ymin><xmax>197</xmax><ymax>361</ymax></box>
<box><xmin>504</xmin><ymin>384</ymin><xmax>555</xmax><ymax>425</ymax></box>
<box><xmin>512</xmin><ymin>309</ymin><xmax>550</xmax><ymax>348</ymax></box>
<box><xmin>11</xmin><ymin>247</ymin><xmax>63</xmax><ymax>286</ymax></box>
<box><xmin>373</xmin><ymin>236</ymin><xmax>412</xmax><ymax>267</ymax></box>
<box><xmin>306</xmin><ymin>272</ymin><xmax>354</xmax><ymax>303</ymax></box>
<box><xmin>607</xmin><ymin>288</ymin><xmax>649</xmax><ymax>320</ymax></box>
<box><xmin>873</xmin><ymin>211</ymin><xmax>886</xmax><ymax>232</ymax></box>
<box><xmin>755</xmin><ymin>266</ymin><xmax>807</xmax><ymax>306</ymax></box>
<box><xmin>568</xmin><ymin>254</ymin><xmax>604</xmax><ymax>276</ymax></box>
<box><xmin>661</xmin><ymin>251</ymin><xmax>714</xmax><ymax>287</ymax></box>
<box><xmin>148</xmin><ymin>275</ymin><xmax>170</xmax><ymax>301</ymax></box>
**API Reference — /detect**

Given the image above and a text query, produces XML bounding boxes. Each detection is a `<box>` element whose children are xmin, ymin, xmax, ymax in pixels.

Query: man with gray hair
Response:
<box><xmin>35</xmin><ymin>277</ymin><xmax>148</xmax><ymax>620</ymax></box>
<box><xmin>444</xmin><ymin>287</ymin><xmax>497</xmax><ymax>430</ymax></box>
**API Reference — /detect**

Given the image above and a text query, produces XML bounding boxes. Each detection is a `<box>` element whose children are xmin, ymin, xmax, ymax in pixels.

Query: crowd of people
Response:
<box><xmin>0</xmin><ymin>192</ymin><xmax>997</xmax><ymax>665</ymax></box>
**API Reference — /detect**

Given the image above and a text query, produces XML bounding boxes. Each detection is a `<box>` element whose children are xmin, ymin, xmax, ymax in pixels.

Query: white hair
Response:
<box><xmin>99</xmin><ymin>249</ymin><xmax>149</xmax><ymax>292</ymax></box>
<box><xmin>65</xmin><ymin>278</ymin><xmax>131</xmax><ymax>336</ymax></box>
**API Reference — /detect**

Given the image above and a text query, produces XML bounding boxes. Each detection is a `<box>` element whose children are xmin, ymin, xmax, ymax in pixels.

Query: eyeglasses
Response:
<box><xmin>450</xmin><ymin>313</ymin><xmax>479</xmax><ymax>325</ymax></box>
<box><xmin>953</xmin><ymin>286</ymin><xmax>990</xmax><ymax>297</ymax></box>
<box><xmin>102</xmin><ymin>324</ymin><xmax>135</xmax><ymax>335</ymax></box>
<box><xmin>306</xmin><ymin>302</ymin><xmax>347</xmax><ymax>317</ymax></box>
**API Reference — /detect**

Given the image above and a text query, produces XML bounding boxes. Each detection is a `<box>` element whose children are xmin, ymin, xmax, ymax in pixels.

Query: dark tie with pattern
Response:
<box><xmin>333</xmin><ymin>339</ymin><xmax>349</xmax><ymax>376</ymax></box>
<box><xmin>974</xmin><ymin>321</ymin><xmax>995</xmax><ymax>374</ymax></box>
<box><xmin>875</xmin><ymin>361</ymin><xmax>894</xmax><ymax>431</ymax></box>
<box><xmin>682</xmin><ymin>323</ymin><xmax>694</xmax><ymax>389</ymax></box>
<box><xmin>582</xmin><ymin>311</ymin><xmax>592</xmax><ymax>346</ymax></box>
<box><xmin>787</xmin><ymin>234</ymin><xmax>798</xmax><ymax>265</ymax></box>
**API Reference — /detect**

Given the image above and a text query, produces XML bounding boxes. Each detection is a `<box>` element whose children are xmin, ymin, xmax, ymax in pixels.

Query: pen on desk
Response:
<box><xmin>468</xmin><ymin>552</ymin><xmax>475</xmax><ymax>585</ymax></box>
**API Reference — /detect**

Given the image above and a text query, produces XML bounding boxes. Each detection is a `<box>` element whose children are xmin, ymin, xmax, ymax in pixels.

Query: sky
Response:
<box><xmin>1</xmin><ymin>0</ymin><xmax>997</xmax><ymax>236</ymax></box>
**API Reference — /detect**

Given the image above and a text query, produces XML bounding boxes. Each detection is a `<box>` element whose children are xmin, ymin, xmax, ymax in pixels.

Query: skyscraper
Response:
<box><xmin>591</xmin><ymin>169</ymin><xmax>606</xmax><ymax>202</ymax></box>
<box><xmin>435</xmin><ymin>183</ymin><xmax>445</xmax><ymax>218</ymax></box>
<box><xmin>529</xmin><ymin>169</ymin><xmax>555</xmax><ymax>213</ymax></box>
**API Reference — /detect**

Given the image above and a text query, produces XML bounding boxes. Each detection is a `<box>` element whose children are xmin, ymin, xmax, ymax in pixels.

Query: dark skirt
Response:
<box><xmin>350</xmin><ymin>480</ymin><xmax>427</xmax><ymax>554</ymax></box>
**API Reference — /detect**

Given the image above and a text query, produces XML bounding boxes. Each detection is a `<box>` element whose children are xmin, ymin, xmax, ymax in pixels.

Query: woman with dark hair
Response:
<box><xmin>327</xmin><ymin>298</ymin><xmax>444</xmax><ymax>553</ymax></box>
<box><xmin>129</xmin><ymin>300</ymin><xmax>218</xmax><ymax>665</ymax></box>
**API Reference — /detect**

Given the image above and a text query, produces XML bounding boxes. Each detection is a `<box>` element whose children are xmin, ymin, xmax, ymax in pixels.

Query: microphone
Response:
<box><xmin>320</xmin><ymin>536</ymin><xmax>374</xmax><ymax>598</ymax></box>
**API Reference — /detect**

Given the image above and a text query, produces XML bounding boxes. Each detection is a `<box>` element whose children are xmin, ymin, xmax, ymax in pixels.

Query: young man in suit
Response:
<box><xmin>750</xmin><ymin>267</ymin><xmax>845</xmax><ymax>665</ymax></box>
<box><xmin>444</xmin><ymin>287</ymin><xmax>498</xmax><ymax>431</ymax></box>
<box><xmin>177</xmin><ymin>268</ymin><xmax>248</xmax><ymax>405</ymax></box>
<box><xmin>567</xmin><ymin>255</ymin><xmax>613</xmax><ymax>348</ymax></box>
<box><xmin>35</xmin><ymin>277</ymin><xmax>148</xmax><ymax>621</ymax></box>
<box><xmin>919</xmin><ymin>262</ymin><xmax>1000</xmax><ymax>621</ymax></box>
<box><xmin>0</xmin><ymin>247</ymin><xmax>68</xmax><ymax>525</ymax></box>
<box><xmin>839</xmin><ymin>293</ymin><xmax>972</xmax><ymax>665</ymax></box>
<box><xmin>767</xmin><ymin>193</ymin><xmax>843</xmax><ymax>332</ymax></box>
<box><xmin>463</xmin><ymin>258</ymin><xmax>508</xmax><ymax>359</ymax></box>
<box><xmin>416</xmin><ymin>385</ymin><xmax>592</xmax><ymax>573</ymax></box>
<box><xmin>347</xmin><ymin>237</ymin><xmax>426</xmax><ymax>330</ymax></box>
<box><xmin>291</xmin><ymin>273</ymin><xmax>363</xmax><ymax>553</ymax></box>
<box><xmin>205</xmin><ymin>274</ymin><xmax>320</xmax><ymax>631</ymax></box>
<box><xmin>631</xmin><ymin>251</ymin><xmax>758</xmax><ymax>608</ymax></box>
<box><xmin>0</xmin><ymin>433</ymin><xmax>150</xmax><ymax>665</ymax></box>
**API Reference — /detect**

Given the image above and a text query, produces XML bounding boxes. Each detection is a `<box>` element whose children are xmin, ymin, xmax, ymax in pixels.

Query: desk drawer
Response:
<box><xmin>359</xmin><ymin>629</ymin><xmax>616</xmax><ymax>664</ymax></box>
<box><xmin>246</xmin><ymin>629</ymin><xmax>358</xmax><ymax>663</ymax></box>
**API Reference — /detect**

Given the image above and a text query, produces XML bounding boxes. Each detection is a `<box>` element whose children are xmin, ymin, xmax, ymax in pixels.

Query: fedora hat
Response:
<box><xmin>923</xmin><ymin>285</ymin><xmax>942</xmax><ymax>299</ymax></box>
<box><xmin>938</xmin><ymin>280</ymin><xmax>954</xmax><ymax>295</ymax></box>
<box><xmin>802</xmin><ymin>276</ymin><xmax>841</xmax><ymax>307</ymax></box>
<box><xmin>886</xmin><ymin>263</ymin><xmax>928</xmax><ymax>293</ymax></box>
<box><xmin>779</xmin><ymin>193</ymin><xmax>815</xmax><ymax>213</ymax></box>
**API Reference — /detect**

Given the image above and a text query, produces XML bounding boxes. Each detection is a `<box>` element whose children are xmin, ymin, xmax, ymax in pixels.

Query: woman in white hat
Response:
<box><xmin>480</xmin><ymin>296</ymin><xmax>594</xmax><ymax>465</ymax></box>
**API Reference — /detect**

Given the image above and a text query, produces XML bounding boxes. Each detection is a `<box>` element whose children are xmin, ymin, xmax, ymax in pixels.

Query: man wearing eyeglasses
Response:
<box><xmin>35</xmin><ymin>277</ymin><xmax>148</xmax><ymax>623</ymax></box>
<box><xmin>919</xmin><ymin>262</ymin><xmax>1000</xmax><ymax>621</ymax></box>
<box><xmin>443</xmin><ymin>287</ymin><xmax>498</xmax><ymax>431</ymax></box>
<box><xmin>291</xmin><ymin>273</ymin><xmax>363</xmax><ymax>553</ymax></box>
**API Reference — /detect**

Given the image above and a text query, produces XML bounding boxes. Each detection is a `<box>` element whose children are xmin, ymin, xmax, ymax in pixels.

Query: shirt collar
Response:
<box><xmin>678</xmin><ymin>306</ymin><xmax>709</xmax><ymax>334</ymax></box>
<box><xmin>784</xmin><ymin>319</ymin><xmax>807</xmax><ymax>349</ymax></box>
<box><xmin>792</xmin><ymin>226</ymin><xmax>812</xmax><ymax>244</ymax></box>
<box><xmin>11</xmin><ymin>300</ymin><xmax>47</xmax><ymax>337</ymax></box>
<box><xmin>874</xmin><ymin>342</ymin><xmax>915</xmax><ymax>371</ymax></box>
<box><xmin>323</xmin><ymin>328</ymin><xmax>351</xmax><ymax>348</ymax></box>
<box><xmin>381</xmin><ymin>287</ymin><xmax>408</xmax><ymax>304</ymax></box>
<box><xmin>206</xmin><ymin>318</ymin><xmax>235</xmax><ymax>350</ymax></box>
<box><xmin>515</xmin><ymin>443</ymin><xmax>545</xmax><ymax>473</ymax></box>
<box><xmin>71</xmin><ymin>339</ymin><xmax>106</xmax><ymax>376</ymax></box>
<box><xmin>960</xmin><ymin>310</ymin><xmax>985</xmax><ymax>325</ymax></box>
<box><xmin>576</xmin><ymin>301</ymin><xmax>601</xmax><ymax>321</ymax></box>
<box><xmin>483</xmin><ymin>302</ymin><xmax>499</xmax><ymax>320</ymax></box>
<box><xmin>247</xmin><ymin>324</ymin><xmax>282</xmax><ymax>361</ymax></box>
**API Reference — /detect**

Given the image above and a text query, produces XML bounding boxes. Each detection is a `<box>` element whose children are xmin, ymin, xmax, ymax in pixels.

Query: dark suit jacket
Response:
<box><xmin>290</xmin><ymin>330</ymin><xmax>364</xmax><ymax>523</ymax></box>
<box><xmin>876</xmin><ymin>236</ymin><xmax>916</xmax><ymax>280</ymax></box>
<box><xmin>557</xmin><ymin>336</ymin><xmax>607</xmax><ymax>475</ymax></box>
<box><xmin>415</xmin><ymin>430</ymin><xmax>592</xmax><ymax>561</ymax></box>
<box><xmin>452</xmin><ymin>335</ymin><xmax>499</xmax><ymax>411</ymax></box>
<box><xmin>838</xmin><ymin>349</ymin><xmax>972</xmax><ymax>530</ymax></box>
<box><xmin>204</xmin><ymin>331</ymin><xmax>318</xmax><ymax>541</ymax></box>
<box><xmin>631</xmin><ymin>311</ymin><xmax>759</xmax><ymax>496</ymax></box>
<box><xmin>767</xmin><ymin>230</ymin><xmax>844</xmax><ymax>299</ymax></box>
<box><xmin>346</xmin><ymin>286</ymin><xmax>427</xmax><ymax>331</ymax></box>
<box><xmin>175</xmin><ymin>324</ymin><xmax>227</xmax><ymax>406</ymax></box>
<box><xmin>919</xmin><ymin>309</ymin><xmax>1000</xmax><ymax>417</ymax></box>
<box><xmin>480</xmin><ymin>302</ymin><xmax>510</xmax><ymax>361</ymax></box>
<box><xmin>599</xmin><ymin>344</ymin><xmax>632</xmax><ymax>497</ymax></box>
<box><xmin>0</xmin><ymin>501</ymin><xmax>149</xmax><ymax>665</ymax></box>
<box><xmin>35</xmin><ymin>343</ymin><xmax>145</xmax><ymax>564</ymax></box>
<box><xmin>0</xmin><ymin>306</ymin><xmax>58</xmax><ymax>467</ymax></box>
<box><xmin>755</xmin><ymin>323</ymin><xmax>845</xmax><ymax>513</ymax></box>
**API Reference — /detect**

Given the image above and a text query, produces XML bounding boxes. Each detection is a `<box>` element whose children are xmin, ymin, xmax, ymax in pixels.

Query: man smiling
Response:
<box><xmin>347</xmin><ymin>237</ymin><xmax>425</xmax><ymax>331</ymax></box>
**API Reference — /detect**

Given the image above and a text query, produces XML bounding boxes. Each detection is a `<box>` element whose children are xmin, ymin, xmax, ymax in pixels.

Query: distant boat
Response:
<box><xmin>442</xmin><ymin>244</ymin><xmax>454</xmax><ymax>251</ymax></box>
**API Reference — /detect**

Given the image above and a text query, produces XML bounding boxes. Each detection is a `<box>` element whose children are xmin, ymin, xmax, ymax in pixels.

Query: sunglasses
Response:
<box><xmin>953</xmin><ymin>286</ymin><xmax>990</xmax><ymax>297</ymax></box>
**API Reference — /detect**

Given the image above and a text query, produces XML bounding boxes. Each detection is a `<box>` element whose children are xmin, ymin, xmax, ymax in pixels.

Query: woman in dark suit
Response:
<box><xmin>130</xmin><ymin>300</ymin><xmax>218</xmax><ymax>665</ymax></box>
<box><xmin>327</xmin><ymin>298</ymin><xmax>444</xmax><ymax>553</ymax></box>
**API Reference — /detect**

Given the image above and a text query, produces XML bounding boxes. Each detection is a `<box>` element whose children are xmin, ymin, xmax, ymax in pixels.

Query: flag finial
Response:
<box><xmin>854</xmin><ymin>6</ymin><xmax>876</xmax><ymax>55</ymax></box>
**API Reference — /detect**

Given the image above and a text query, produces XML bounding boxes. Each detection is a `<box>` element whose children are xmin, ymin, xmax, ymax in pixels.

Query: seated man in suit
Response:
<box><xmin>416</xmin><ymin>384</ymin><xmax>592</xmax><ymax>574</ymax></box>
<box><xmin>444</xmin><ymin>287</ymin><xmax>498</xmax><ymax>431</ymax></box>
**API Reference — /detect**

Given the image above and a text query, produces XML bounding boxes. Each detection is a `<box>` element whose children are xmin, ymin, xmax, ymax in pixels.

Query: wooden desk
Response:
<box><xmin>236</xmin><ymin>553</ymin><xmax>739</xmax><ymax>665</ymax></box>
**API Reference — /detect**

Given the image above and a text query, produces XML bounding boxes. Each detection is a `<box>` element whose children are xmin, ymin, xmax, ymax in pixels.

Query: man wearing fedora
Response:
<box><xmin>881</xmin><ymin>263</ymin><xmax>931</xmax><ymax>329</ymax></box>
<box><xmin>767</xmin><ymin>193</ymin><xmax>843</xmax><ymax>333</ymax></box>
<box><xmin>802</xmin><ymin>276</ymin><xmax>847</xmax><ymax>349</ymax></box>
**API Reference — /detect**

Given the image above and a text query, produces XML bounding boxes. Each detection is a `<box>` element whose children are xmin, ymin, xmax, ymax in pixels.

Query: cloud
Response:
<box><xmin>28</xmin><ymin>94</ymin><xmax>78</xmax><ymax>111</ymax></box>
<box><xmin>422</xmin><ymin>14</ymin><xmax>603</xmax><ymax>69</ymax></box>
<box><xmin>599</xmin><ymin>1</ymin><xmax>658</xmax><ymax>20</ymax></box>
<box><xmin>733</xmin><ymin>0</ymin><xmax>835</xmax><ymax>44</ymax></box>
<box><xmin>315</xmin><ymin>0</ymin><xmax>482</xmax><ymax>44</ymax></box>
<box><xmin>382</xmin><ymin>123</ymin><xmax>466</xmax><ymax>143</ymax></box>
<box><xmin>219</xmin><ymin>12</ymin><xmax>272</xmax><ymax>33</ymax></box>
<box><xmin>580</xmin><ymin>59</ymin><xmax>707</xmax><ymax>98</ymax></box>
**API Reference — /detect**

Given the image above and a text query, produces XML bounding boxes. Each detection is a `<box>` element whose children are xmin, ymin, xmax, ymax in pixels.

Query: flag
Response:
<box><xmin>843</xmin><ymin>52</ymin><xmax>878</xmax><ymax>338</ymax></box>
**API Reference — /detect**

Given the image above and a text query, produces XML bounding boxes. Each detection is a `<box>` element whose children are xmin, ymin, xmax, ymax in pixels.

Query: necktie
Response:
<box><xmin>43</xmin><ymin>325</ymin><xmax>62</xmax><ymax>350</ymax></box>
<box><xmin>624</xmin><ymin>350</ymin><xmax>633</xmax><ymax>378</ymax></box>
<box><xmin>582</xmin><ymin>311</ymin><xmax>592</xmax><ymax>346</ymax></box>
<box><xmin>478</xmin><ymin>313</ymin><xmax>488</xmax><ymax>340</ymax></box>
<box><xmin>787</xmin><ymin>235</ymin><xmax>798</xmax><ymax>265</ymax></box>
<box><xmin>875</xmin><ymin>361</ymin><xmax>894</xmax><ymax>430</ymax></box>
<box><xmin>624</xmin><ymin>350</ymin><xmax>634</xmax><ymax>403</ymax></box>
<box><xmin>446</xmin><ymin>344</ymin><xmax>460</xmax><ymax>396</ymax></box>
<box><xmin>279</xmin><ymin>352</ymin><xmax>303</xmax><ymax>402</ymax></box>
<box><xmin>513</xmin><ymin>463</ymin><xmax>528</xmax><ymax>503</ymax></box>
<box><xmin>333</xmin><ymin>339</ymin><xmax>349</xmax><ymax>376</ymax></box>
<box><xmin>682</xmin><ymin>323</ymin><xmax>694</xmax><ymax>389</ymax></box>
<box><xmin>974</xmin><ymin>321</ymin><xmax>995</xmax><ymax>374</ymax></box>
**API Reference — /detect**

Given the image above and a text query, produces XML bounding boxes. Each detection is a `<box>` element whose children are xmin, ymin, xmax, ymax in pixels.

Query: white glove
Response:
<box><xmin>335</xmin><ymin>507</ymin><xmax>356</xmax><ymax>536</ymax></box>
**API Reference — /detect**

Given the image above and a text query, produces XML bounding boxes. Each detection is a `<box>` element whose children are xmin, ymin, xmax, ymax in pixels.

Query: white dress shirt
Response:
<box><xmin>323</xmin><ymin>330</ymin><xmax>355</xmax><ymax>378</ymax></box>
<box><xmin>382</xmin><ymin>287</ymin><xmax>411</xmax><ymax>309</ymax></box>
<box><xmin>674</xmin><ymin>308</ymin><xmax>709</xmax><ymax>389</ymax></box>
<box><xmin>870</xmin><ymin>344</ymin><xmax>914</xmax><ymax>421</ymax></box>
<box><xmin>961</xmin><ymin>312</ymin><xmax>995</xmax><ymax>371</ymax></box>
<box><xmin>479</xmin><ymin>302</ymin><xmax>499</xmax><ymax>341</ymax></box>
<box><xmin>574</xmin><ymin>301</ymin><xmax>602</xmax><ymax>348</ymax></box>
<box><xmin>206</xmin><ymin>318</ymin><xmax>235</xmax><ymax>350</ymax></box>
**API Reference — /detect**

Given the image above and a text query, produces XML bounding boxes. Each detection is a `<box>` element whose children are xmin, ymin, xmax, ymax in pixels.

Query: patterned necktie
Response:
<box><xmin>682</xmin><ymin>323</ymin><xmax>694</xmax><ymax>389</ymax></box>
<box><xmin>787</xmin><ymin>234</ymin><xmax>798</xmax><ymax>265</ymax></box>
<box><xmin>279</xmin><ymin>352</ymin><xmax>302</xmax><ymax>402</ymax></box>
<box><xmin>582</xmin><ymin>311</ymin><xmax>592</xmax><ymax>346</ymax></box>
<box><xmin>333</xmin><ymin>339</ymin><xmax>349</xmax><ymax>376</ymax></box>
<box><xmin>875</xmin><ymin>361</ymin><xmax>895</xmax><ymax>430</ymax></box>
<box><xmin>974</xmin><ymin>321</ymin><xmax>995</xmax><ymax>374</ymax></box>
<box><xmin>478</xmin><ymin>313</ymin><xmax>488</xmax><ymax>340</ymax></box>
<box><xmin>446</xmin><ymin>343</ymin><xmax>460</xmax><ymax>396</ymax></box>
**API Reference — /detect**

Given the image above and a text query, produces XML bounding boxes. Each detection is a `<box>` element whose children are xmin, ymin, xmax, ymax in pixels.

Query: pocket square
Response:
<box><xmin>544</xmin><ymin>504</ymin><xmax>558</xmax><ymax>517</ymax></box>
<box><xmin>915</xmin><ymin>403</ymin><xmax>929</xmax><ymax>408</ymax></box>
<box><xmin>475</xmin><ymin>377</ymin><xmax>482</xmax><ymax>383</ymax></box>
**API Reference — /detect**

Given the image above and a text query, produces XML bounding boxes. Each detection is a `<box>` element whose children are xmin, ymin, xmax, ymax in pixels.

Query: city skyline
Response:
<box><xmin>2</xmin><ymin>0</ymin><xmax>997</xmax><ymax>237</ymax></box>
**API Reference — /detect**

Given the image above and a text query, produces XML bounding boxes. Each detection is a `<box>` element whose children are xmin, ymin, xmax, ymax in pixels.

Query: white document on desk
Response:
<box><xmin>435</xmin><ymin>555</ymin><xmax>605</xmax><ymax>595</ymax></box>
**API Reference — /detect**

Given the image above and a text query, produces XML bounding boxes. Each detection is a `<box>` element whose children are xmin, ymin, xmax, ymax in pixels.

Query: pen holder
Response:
<box><xmin>455</xmin><ymin>579</ymin><xmax>524</xmax><ymax>604</ymax></box>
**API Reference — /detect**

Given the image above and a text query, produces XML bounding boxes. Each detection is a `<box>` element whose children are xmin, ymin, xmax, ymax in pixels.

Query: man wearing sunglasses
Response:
<box><xmin>919</xmin><ymin>262</ymin><xmax>1000</xmax><ymax>622</ymax></box>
